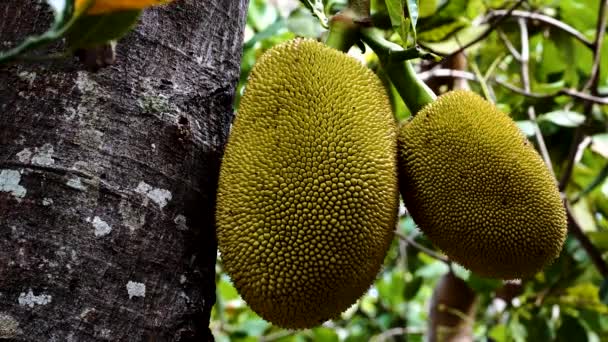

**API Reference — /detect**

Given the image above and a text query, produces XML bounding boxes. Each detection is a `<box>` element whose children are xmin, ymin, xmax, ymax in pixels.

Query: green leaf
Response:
<box><xmin>385</xmin><ymin>0</ymin><xmax>403</xmax><ymax>28</ymax></box>
<box><xmin>386</xmin><ymin>0</ymin><xmax>409</xmax><ymax>45</ymax></box>
<box><xmin>419</xmin><ymin>0</ymin><xmax>437</xmax><ymax>18</ymax></box>
<box><xmin>532</xmin><ymin>80</ymin><xmax>566</xmax><ymax>95</ymax></box>
<box><xmin>66</xmin><ymin>10</ymin><xmax>141</xmax><ymax>49</ymax></box>
<box><xmin>556</xmin><ymin>315</ymin><xmax>588</xmax><ymax>342</ymax></box>
<box><xmin>573</xmin><ymin>163</ymin><xmax>608</xmax><ymax>203</ymax></box>
<box><xmin>558</xmin><ymin>0</ymin><xmax>599</xmax><ymax>33</ymax></box>
<box><xmin>249</xmin><ymin>0</ymin><xmax>279</xmax><ymax>31</ymax></box>
<box><xmin>415</xmin><ymin>259</ymin><xmax>449</xmax><ymax>278</ymax></box>
<box><xmin>312</xmin><ymin>327</ymin><xmax>339</xmax><ymax>342</ymax></box>
<box><xmin>418</xmin><ymin>19</ymin><xmax>467</xmax><ymax>42</ymax></box>
<box><xmin>236</xmin><ymin>318</ymin><xmax>269</xmax><ymax>337</ymax></box>
<box><xmin>509</xmin><ymin>314</ymin><xmax>527</xmax><ymax>342</ymax></box>
<box><xmin>377</xmin><ymin>271</ymin><xmax>405</xmax><ymax>307</ymax></box>
<box><xmin>359</xmin><ymin>291</ymin><xmax>377</xmax><ymax>317</ymax></box>
<box><xmin>570</xmin><ymin>197</ymin><xmax>597</xmax><ymax>232</ymax></box>
<box><xmin>287</xmin><ymin>7</ymin><xmax>323</xmax><ymax>38</ymax></box>
<box><xmin>538</xmin><ymin>111</ymin><xmax>586</xmax><ymax>127</ymax></box>
<box><xmin>300</xmin><ymin>0</ymin><xmax>328</xmax><ymax>28</ymax></box>
<box><xmin>600</xmin><ymin>278</ymin><xmax>608</xmax><ymax>305</ymax></box>
<box><xmin>489</xmin><ymin>324</ymin><xmax>508</xmax><ymax>342</ymax></box>
<box><xmin>465</xmin><ymin>272</ymin><xmax>502</xmax><ymax>293</ymax></box>
<box><xmin>587</xmin><ymin>231</ymin><xmax>608</xmax><ymax>250</ymax></box>
<box><xmin>560</xmin><ymin>283</ymin><xmax>608</xmax><ymax>314</ymax></box>
<box><xmin>522</xmin><ymin>315</ymin><xmax>552</xmax><ymax>341</ymax></box>
<box><xmin>538</xmin><ymin>39</ymin><xmax>566</xmax><ymax>78</ymax></box>
<box><xmin>218</xmin><ymin>276</ymin><xmax>240</xmax><ymax>301</ymax></box>
<box><xmin>591</xmin><ymin>133</ymin><xmax>608</xmax><ymax>158</ymax></box>
<box><xmin>516</xmin><ymin>120</ymin><xmax>536</xmax><ymax>137</ymax></box>
<box><xmin>403</xmin><ymin>275</ymin><xmax>423</xmax><ymax>300</ymax></box>
<box><xmin>420</xmin><ymin>24</ymin><xmax>488</xmax><ymax>55</ymax></box>
<box><xmin>404</xmin><ymin>0</ymin><xmax>418</xmax><ymax>41</ymax></box>
<box><xmin>243</xmin><ymin>19</ymin><xmax>288</xmax><ymax>51</ymax></box>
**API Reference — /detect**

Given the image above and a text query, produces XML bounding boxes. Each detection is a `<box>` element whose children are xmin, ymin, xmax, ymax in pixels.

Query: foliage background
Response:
<box><xmin>211</xmin><ymin>0</ymin><xmax>608</xmax><ymax>341</ymax></box>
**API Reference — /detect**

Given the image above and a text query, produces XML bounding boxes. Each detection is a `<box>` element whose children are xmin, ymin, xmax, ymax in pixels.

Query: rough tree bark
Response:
<box><xmin>0</xmin><ymin>0</ymin><xmax>247</xmax><ymax>340</ymax></box>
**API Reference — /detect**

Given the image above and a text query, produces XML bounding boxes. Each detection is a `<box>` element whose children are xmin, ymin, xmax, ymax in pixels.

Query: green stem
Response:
<box><xmin>361</xmin><ymin>28</ymin><xmax>436</xmax><ymax>115</ymax></box>
<box><xmin>325</xmin><ymin>10</ymin><xmax>360</xmax><ymax>52</ymax></box>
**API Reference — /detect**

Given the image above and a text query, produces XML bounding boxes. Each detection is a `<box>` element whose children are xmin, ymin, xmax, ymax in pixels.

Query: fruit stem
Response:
<box><xmin>361</xmin><ymin>28</ymin><xmax>436</xmax><ymax>115</ymax></box>
<box><xmin>325</xmin><ymin>9</ymin><xmax>361</xmax><ymax>52</ymax></box>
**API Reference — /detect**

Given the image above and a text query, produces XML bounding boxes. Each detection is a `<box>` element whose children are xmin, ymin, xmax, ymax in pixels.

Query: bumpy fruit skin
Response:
<box><xmin>398</xmin><ymin>90</ymin><xmax>567</xmax><ymax>279</ymax></box>
<box><xmin>216</xmin><ymin>39</ymin><xmax>399</xmax><ymax>328</ymax></box>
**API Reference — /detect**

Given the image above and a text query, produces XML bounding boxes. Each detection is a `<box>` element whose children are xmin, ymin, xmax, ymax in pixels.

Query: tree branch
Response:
<box><xmin>417</xmin><ymin>69</ymin><xmax>608</xmax><ymax>105</ymax></box>
<box><xmin>497</xmin><ymin>28</ymin><xmax>521</xmax><ymax>61</ymax></box>
<box><xmin>370</xmin><ymin>327</ymin><xmax>425</xmax><ymax>342</ymax></box>
<box><xmin>421</xmin><ymin>0</ymin><xmax>525</xmax><ymax>60</ymax></box>
<box><xmin>565</xmin><ymin>201</ymin><xmax>608</xmax><ymax>278</ymax></box>
<box><xmin>518</xmin><ymin>18</ymin><xmax>554</xmax><ymax>176</ymax></box>
<box><xmin>486</xmin><ymin>10</ymin><xmax>594</xmax><ymax>49</ymax></box>
<box><xmin>394</xmin><ymin>231</ymin><xmax>451</xmax><ymax>265</ymax></box>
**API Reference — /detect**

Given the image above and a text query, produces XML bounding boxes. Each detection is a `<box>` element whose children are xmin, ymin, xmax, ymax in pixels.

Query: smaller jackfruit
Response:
<box><xmin>216</xmin><ymin>39</ymin><xmax>398</xmax><ymax>329</ymax></box>
<box><xmin>397</xmin><ymin>90</ymin><xmax>567</xmax><ymax>279</ymax></box>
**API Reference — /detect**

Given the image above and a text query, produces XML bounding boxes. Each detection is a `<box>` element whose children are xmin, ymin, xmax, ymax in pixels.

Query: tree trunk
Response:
<box><xmin>0</xmin><ymin>0</ymin><xmax>247</xmax><ymax>340</ymax></box>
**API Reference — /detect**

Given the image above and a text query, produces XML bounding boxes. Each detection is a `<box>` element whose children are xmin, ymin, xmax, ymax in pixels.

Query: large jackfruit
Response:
<box><xmin>216</xmin><ymin>39</ymin><xmax>399</xmax><ymax>329</ymax></box>
<box><xmin>398</xmin><ymin>90</ymin><xmax>567</xmax><ymax>279</ymax></box>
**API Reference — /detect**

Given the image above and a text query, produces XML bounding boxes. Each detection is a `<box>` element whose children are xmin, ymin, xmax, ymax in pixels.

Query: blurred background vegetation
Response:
<box><xmin>211</xmin><ymin>0</ymin><xmax>608</xmax><ymax>341</ymax></box>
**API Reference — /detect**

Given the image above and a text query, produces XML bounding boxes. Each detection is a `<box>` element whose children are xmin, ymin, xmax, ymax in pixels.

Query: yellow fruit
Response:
<box><xmin>216</xmin><ymin>39</ymin><xmax>399</xmax><ymax>329</ymax></box>
<box><xmin>398</xmin><ymin>90</ymin><xmax>567</xmax><ymax>279</ymax></box>
<box><xmin>75</xmin><ymin>0</ymin><xmax>172</xmax><ymax>15</ymax></box>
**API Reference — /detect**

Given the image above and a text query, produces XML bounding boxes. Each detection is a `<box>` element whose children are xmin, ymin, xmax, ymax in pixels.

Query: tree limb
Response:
<box><xmin>417</xmin><ymin>69</ymin><xmax>608</xmax><ymax>105</ymax></box>
<box><xmin>421</xmin><ymin>0</ymin><xmax>525</xmax><ymax>60</ymax></box>
<box><xmin>394</xmin><ymin>231</ymin><xmax>451</xmax><ymax>265</ymax></box>
<box><xmin>486</xmin><ymin>10</ymin><xmax>594</xmax><ymax>49</ymax></box>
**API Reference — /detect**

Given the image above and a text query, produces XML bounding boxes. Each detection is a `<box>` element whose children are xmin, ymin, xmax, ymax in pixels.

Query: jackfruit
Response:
<box><xmin>216</xmin><ymin>39</ymin><xmax>399</xmax><ymax>329</ymax></box>
<box><xmin>397</xmin><ymin>90</ymin><xmax>567</xmax><ymax>279</ymax></box>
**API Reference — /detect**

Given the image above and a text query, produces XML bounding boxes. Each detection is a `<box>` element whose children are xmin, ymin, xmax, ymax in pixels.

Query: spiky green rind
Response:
<box><xmin>398</xmin><ymin>90</ymin><xmax>567</xmax><ymax>279</ymax></box>
<box><xmin>216</xmin><ymin>39</ymin><xmax>399</xmax><ymax>328</ymax></box>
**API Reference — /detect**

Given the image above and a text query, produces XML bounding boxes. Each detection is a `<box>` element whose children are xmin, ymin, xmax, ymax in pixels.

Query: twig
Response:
<box><xmin>438</xmin><ymin>303</ymin><xmax>476</xmax><ymax>325</ymax></box>
<box><xmin>497</xmin><ymin>28</ymin><xmax>521</xmax><ymax>61</ymax></box>
<box><xmin>260</xmin><ymin>330</ymin><xmax>297</xmax><ymax>342</ymax></box>
<box><xmin>417</xmin><ymin>69</ymin><xmax>608</xmax><ymax>105</ymax></box>
<box><xmin>394</xmin><ymin>230</ymin><xmax>451</xmax><ymax>265</ymax></box>
<box><xmin>421</xmin><ymin>0</ymin><xmax>525</xmax><ymax>59</ymax></box>
<box><xmin>496</xmin><ymin>80</ymin><xmax>608</xmax><ymax>105</ymax></box>
<box><xmin>565</xmin><ymin>201</ymin><xmax>608</xmax><ymax>278</ymax></box>
<box><xmin>486</xmin><ymin>10</ymin><xmax>594</xmax><ymax>49</ymax></box>
<box><xmin>518</xmin><ymin>18</ymin><xmax>554</xmax><ymax>176</ymax></box>
<box><xmin>418</xmin><ymin>68</ymin><xmax>477</xmax><ymax>82</ymax></box>
<box><xmin>518</xmin><ymin>19</ymin><xmax>531</xmax><ymax>94</ymax></box>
